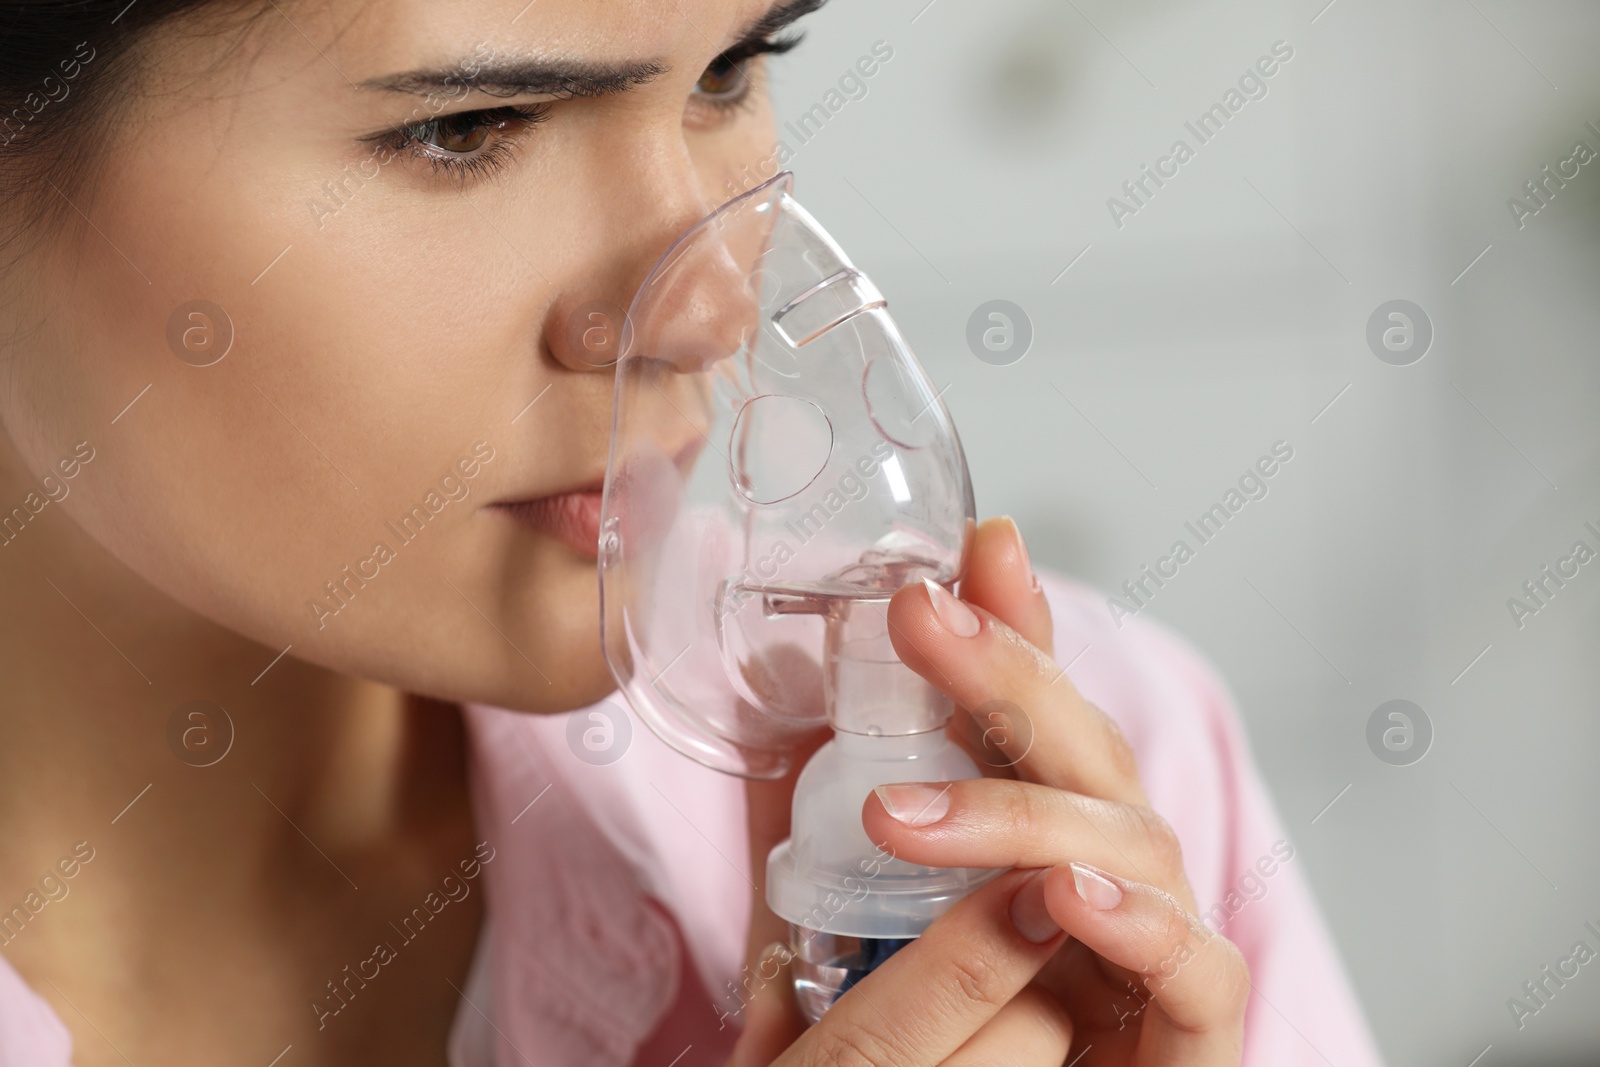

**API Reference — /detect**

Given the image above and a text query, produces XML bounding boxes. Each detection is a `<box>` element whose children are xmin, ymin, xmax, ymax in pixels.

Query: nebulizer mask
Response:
<box><xmin>599</xmin><ymin>171</ymin><xmax>999</xmax><ymax>1022</ymax></box>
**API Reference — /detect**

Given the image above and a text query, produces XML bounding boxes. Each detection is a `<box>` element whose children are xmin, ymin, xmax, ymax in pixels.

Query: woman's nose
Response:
<box><xmin>543</xmin><ymin>178</ymin><xmax>767</xmax><ymax>376</ymax></box>
<box><xmin>628</xmin><ymin>226</ymin><xmax>763</xmax><ymax>376</ymax></box>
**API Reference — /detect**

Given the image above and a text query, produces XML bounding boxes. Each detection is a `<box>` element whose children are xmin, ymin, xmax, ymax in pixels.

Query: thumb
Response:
<box><xmin>725</xmin><ymin>941</ymin><xmax>805</xmax><ymax>1066</ymax></box>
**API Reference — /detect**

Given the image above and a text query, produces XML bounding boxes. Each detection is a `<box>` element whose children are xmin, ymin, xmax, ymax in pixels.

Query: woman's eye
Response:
<box><xmin>420</xmin><ymin>112</ymin><xmax>495</xmax><ymax>154</ymax></box>
<box><xmin>405</xmin><ymin>107</ymin><xmax>545</xmax><ymax>157</ymax></box>
<box><xmin>690</xmin><ymin>33</ymin><xmax>805</xmax><ymax>113</ymax></box>
<box><xmin>695</xmin><ymin>55</ymin><xmax>750</xmax><ymax>103</ymax></box>
<box><xmin>376</xmin><ymin>104</ymin><xmax>552</xmax><ymax>181</ymax></box>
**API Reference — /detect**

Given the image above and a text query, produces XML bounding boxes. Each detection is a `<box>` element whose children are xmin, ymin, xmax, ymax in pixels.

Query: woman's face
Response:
<box><xmin>1</xmin><ymin>0</ymin><xmax>804</xmax><ymax>712</ymax></box>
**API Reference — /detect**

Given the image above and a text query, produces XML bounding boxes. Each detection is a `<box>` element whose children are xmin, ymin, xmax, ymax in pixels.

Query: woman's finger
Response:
<box><xmin>777</xmin><ymin>868</ymin><xmax>1065</xmax><ymax>1067</ymax></box>
<box><xmin>861</xmin><ymin>778</ymin><xmax>1192</xmax><ymax>909</ymax></box>
<box><xmin>1040</xmin><ymin>862</ymin><xmax>1249</xmax><ymax>1064</ymax></box>
<box><xmin>940</xmin><ymin>983</ymin><xmax>1075</xmax><ymax>1067</ymax></box>
<box><xmin>885</xmin><ymin>578</ymin><xmax>1146</xmax><ymax>805</ymax></box>
<box><xmin>948</xmin><ymin>516</ymin><xmax>1053</xmax><ymax>784</ymax></box>
<box><xmin>957</xmin><ymin>515</ymin><xmax>1053</xmax><ymax>652</ymax></box>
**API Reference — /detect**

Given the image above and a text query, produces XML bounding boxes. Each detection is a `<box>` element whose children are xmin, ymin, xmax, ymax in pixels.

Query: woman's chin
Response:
<box><xmin>503</xmin><ymin>654</ymin><xmax>620</xmax><ymax>716</ymax></box>
<box><xmin>468</xmin><ymin>609</ymin><xmax>619</xmax><ymax>715</ymax></box>
<box><xmin>415</xmin><ymin>641</ymin><xmax>617</xmax><ymax>717</ymax></box>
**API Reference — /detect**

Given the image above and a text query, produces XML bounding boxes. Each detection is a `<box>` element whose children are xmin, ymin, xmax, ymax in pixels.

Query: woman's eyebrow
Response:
<box><xmin>738</xmin><ymin>0</ymin><xmax>831</xmax><ymax>44</ymax></box>
<box><xmin>360</xmin><ymin>0</ymin><xmax>831</xmax><ymax>99</ymax></box>
<box><xmin>360</xmin><ymin>59</ymin><xmax>666</xmax><ymax>99</ymax></box>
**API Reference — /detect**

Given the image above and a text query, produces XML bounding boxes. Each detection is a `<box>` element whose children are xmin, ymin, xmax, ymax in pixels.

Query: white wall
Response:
<box><xmin>771</xmin><ymin>1</ymin><xmax>1600</xmax><ymax>1063</ymax></box>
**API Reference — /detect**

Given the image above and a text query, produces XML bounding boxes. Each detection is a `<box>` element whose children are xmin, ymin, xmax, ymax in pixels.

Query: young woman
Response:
<box><xmin>0</xmin><ymin>0</ymin><xmax>1385</xmax><ymax>1063</ymax></box>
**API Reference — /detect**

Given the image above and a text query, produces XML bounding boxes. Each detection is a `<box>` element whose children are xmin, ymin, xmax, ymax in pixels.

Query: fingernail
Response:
<box><xmin>1009</xmin><ymin>868</ymin><xmax>1061</xmax><ymax>944</ymax></box>
<box><xmin>921</xmin><ymin>578</ymin><xmax>980</xmax><ymax>638</ymax></box>
<box><xmin>1070</xmin><ymin>862</ymin><xmax>1123</xmax><ymax>910</ymax></box>
<box><xmin>874</xmin><ymin>783</ymin><xmax>952</xmax><ymax>827</ymax></box>
<box><xmin>1001</xmin><ymin>515</ymin><xmax>1042</xmax><ymax>593</ymax></box>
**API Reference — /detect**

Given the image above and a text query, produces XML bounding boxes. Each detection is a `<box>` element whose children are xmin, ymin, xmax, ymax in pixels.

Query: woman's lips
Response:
<box><xmin>488</xmin><ymin>440</ymin><xmax>701</xmax><ymax>559</ymax></box>
<box><xmin>490</xmin><ymin>489</ymin><xmax>603</xmax><ymax>559</ymax></box>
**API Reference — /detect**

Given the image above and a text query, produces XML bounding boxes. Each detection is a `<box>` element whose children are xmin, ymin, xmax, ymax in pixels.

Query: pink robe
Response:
<box><xmin>0</xmin><ymin>570</ymin><xmax>1386</xmax><ymax>1066</ymax></box>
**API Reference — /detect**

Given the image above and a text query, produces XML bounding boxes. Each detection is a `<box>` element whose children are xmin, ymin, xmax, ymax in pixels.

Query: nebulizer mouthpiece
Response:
<box><xmin>599</xmin><ymin>171</ymin><xmax>997</xmax><ymax>1022</ymax></box>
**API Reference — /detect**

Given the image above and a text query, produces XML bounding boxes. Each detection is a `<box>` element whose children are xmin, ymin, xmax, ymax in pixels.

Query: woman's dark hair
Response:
<box><xmin>0</xmin><ymin>0</ymin><xmax>257</xmax><ymax>214</ymax></box>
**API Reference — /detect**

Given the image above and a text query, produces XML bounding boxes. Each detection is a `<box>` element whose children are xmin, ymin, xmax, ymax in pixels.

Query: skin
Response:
<box><xmin>0</xmin><ymin>0</ymin><xmax>1247</xmax><ymax>1063</ymax></box>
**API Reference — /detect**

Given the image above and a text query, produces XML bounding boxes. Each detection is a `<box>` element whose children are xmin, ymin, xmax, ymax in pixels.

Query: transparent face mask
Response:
<box><xmin>599</xmin><ymin>170</ymin><xmax>996</xmax><ymax>1020</ymax></box>
<box><xmin>598</xmin><ymin>169</ymin><xmax>977</xmax><ymax>777</ymax></box>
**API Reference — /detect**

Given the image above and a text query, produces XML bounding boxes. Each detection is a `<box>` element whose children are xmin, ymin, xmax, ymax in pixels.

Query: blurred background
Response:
<box><xmin>768</xmin><ymin>0</ymin><xmax>1600</xmax><ymax>1063</ymax></box>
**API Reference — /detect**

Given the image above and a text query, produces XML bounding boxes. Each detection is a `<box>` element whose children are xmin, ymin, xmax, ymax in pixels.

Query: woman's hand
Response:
<box><xmin>729</xmin><ymin>516</ymin><xmax>1249</xmax><ymax>1065</ymax></box>
<box><xmin>729</xmin><ymin>864</ymin><xmax>1075</xmax><ymax>1066</ymax></box>
<box><xmin>868</xmin><ymin>515</ymin><xmax>1250</xmax><ymax>1063</ymax></box>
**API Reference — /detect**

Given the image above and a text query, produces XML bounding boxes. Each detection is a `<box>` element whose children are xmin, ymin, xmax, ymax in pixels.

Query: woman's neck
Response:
<box><xmin>0</xmin><ymin>452</ymin><xmax>476</xmax><ymax>985</ymax></box>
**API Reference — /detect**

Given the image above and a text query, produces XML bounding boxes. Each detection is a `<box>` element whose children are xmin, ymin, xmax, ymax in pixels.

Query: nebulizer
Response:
<box><xmin>598</xmin><ymin>170</ymin><xmax>999</xmax><ymax>1022</ymax></box>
